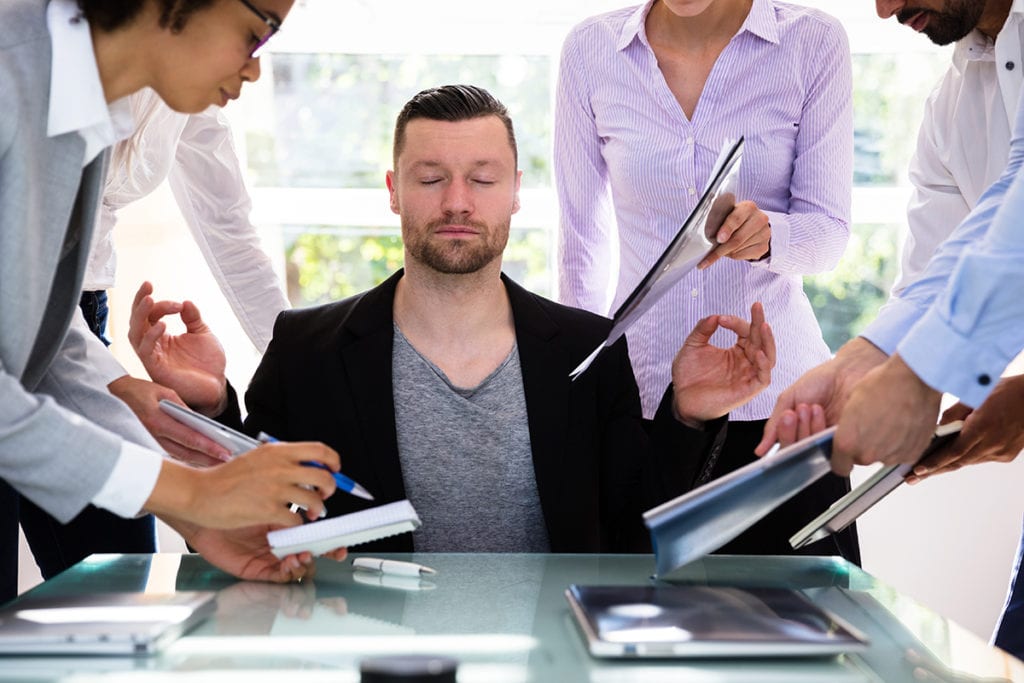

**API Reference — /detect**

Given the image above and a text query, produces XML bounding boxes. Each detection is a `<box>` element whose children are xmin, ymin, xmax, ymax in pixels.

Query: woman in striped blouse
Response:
<box><xmin>554</xmin><ymin>0</ymin><xmax>858</xmax><ymax>562</ymax></box>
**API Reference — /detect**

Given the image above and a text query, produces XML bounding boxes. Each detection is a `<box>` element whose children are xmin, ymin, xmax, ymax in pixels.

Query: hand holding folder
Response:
<box><xmin>645</xmin><ymin>422</ymin><xmax>971</xmax><ymax>577</ymax></box>
<box><xmin>789</xmin><ymin>421</ymin><xmax>964</xmax><ymax>550</ymax></box>
<box><xmin>571</xmin><ymin>138</ymin><xmax>745</xmax><ymax>380</ymax></box>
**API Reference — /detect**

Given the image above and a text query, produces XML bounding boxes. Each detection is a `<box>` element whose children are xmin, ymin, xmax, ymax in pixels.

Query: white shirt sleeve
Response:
<box><xmin>893</xmin><ymin>78</ymin><xmax>973</xmax><ymax>298</ymax></box>
<box><xmin>167</xmin><ymin>108</ymin><xmax>289</xmax><ymax>352</ymax></box>
<box><xmin>91</xmin><ymin>440</ymin><xmax>163</xmax><ymax>518</ymax></box>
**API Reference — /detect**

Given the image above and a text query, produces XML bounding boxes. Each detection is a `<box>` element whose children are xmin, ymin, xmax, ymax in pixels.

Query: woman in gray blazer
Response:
<box><xmin>0</xmin><ymin>0</ymin><xmax>348</xmax><ymax>599</ymax></box>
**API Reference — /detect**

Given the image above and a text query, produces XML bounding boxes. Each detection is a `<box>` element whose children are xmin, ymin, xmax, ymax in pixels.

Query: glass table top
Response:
<box><xmin>1</xmin><ymin>552</ymin><xmax>1021</xmax><ymax>682</ymax></box>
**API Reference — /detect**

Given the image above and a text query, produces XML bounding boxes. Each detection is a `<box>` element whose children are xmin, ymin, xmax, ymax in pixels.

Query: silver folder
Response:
<box><xmin>571</xmin><ymin>137</ymin><xmax>744</xmax><ymax>379</ymax></box>
<box><xmin>644</xmin><ymin>428</ymin><xmax>836</xmax><ymax>577</ymax></box>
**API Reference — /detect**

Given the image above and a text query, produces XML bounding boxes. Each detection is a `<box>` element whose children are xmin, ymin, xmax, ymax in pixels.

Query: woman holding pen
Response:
<box><xmin>0</xmin><ymin>0</ymin><xmax>347</xmax><ymax>600</ymax></box>
<box><xmin>555</xmin><ymin>0</ymin><xmax>858</xmax><ymax>561</ymax></box>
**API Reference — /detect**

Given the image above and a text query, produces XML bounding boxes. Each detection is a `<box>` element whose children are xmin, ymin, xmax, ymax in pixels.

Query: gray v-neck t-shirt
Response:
<box><xmin>392</xmin><ymin>324</ymin><xmax>551</xmax><ymax>552</ymax></box>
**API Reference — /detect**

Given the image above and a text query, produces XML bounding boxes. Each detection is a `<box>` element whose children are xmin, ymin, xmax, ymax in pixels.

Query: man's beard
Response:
<box><xmin>898</xmin><ymin>0</ymin><xmax>985</xmax><ymax>45</ymax></box>
<box><xmin>404</xmin><ymin>218</ymin><xmax>509</xmax><ymax>275</ymax></box>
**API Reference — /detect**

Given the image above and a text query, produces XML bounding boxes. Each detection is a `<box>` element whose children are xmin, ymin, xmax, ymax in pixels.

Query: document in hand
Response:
<box><xmin>570</xmin><ymin>137</ymin><xmax>744</xmax><ymax>380</ymax></box>
<box><xmin>267</xmin><ymin>499</ymin><xmax>421</xmax><ymax>558</ymax></box>
<box><xmin>789</xmin><ymin>421</ymin><xmax>964</xmax><ymax>550</ymax></box>
<box><xmin>158</xmin><ymin>399</ymin><xmax>258</xmax><ymax>456</ymax></box>
<box><xmin>643</xmin><ymin>428</ymin><xmax>835</xmax><ymax>577</ymax></box>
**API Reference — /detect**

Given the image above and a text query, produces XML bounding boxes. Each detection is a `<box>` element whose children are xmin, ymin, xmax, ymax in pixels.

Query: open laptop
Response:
<box><xmin>0</xmin><ymin>592</ymin><xmax>216</xmax><ymax>656</ymax></box>
<box><xmin>566</xmin><ymin>584</ymin><xmax>868</xmax><ymax>658</ymax></box>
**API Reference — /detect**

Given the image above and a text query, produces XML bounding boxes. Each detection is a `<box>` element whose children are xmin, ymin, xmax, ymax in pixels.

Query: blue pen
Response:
<box><xmin>258</xmin><ymin>432</ymin><xmax>375</xmax><ymax>501</ymax></box>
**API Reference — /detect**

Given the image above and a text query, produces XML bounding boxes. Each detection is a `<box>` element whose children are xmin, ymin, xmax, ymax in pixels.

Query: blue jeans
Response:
<box><xmin>994</xmin><ymin>521</ymin><xmax>1024</xmax><ymax>660</ymax></box>
<box><xmin>78</xmin><ymin>290</ymin><xmax>111</xmax><ymax>346</ymax></box>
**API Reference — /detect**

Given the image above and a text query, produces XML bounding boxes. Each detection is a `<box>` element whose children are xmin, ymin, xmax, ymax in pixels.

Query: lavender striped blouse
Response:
<box><xmin>555</xmin><ymin>0</ymin><xmax>852</xmax><ymax>420</ymax></box>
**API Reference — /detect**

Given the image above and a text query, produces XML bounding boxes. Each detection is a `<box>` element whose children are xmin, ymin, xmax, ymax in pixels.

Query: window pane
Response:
<box><xmin>286</xmin><ymin>226</ymin><xmax>553</xmax><ymax>307</ymax></box>
<box><xmin>249</xmin><ymin>54</ymin><xmax>553</xmax><ymax>189</ymax></box>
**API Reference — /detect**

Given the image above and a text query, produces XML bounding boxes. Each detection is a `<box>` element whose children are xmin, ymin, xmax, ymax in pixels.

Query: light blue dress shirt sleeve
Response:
<box><xmin>860</xmin><ymin>85</ymin><xmax>1024</xmax><ymax>374</ymax></box>
<box><xmin>896</xmin><ymin>126</ymin><xmax>1024</xmax><ymax>407</ymax></box>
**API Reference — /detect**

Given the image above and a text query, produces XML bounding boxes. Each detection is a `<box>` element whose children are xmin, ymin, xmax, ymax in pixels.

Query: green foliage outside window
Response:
<box><xmin>285</xmin><ymin>227</ymin><xmax>553</xmax><ymax>308</ymax></box>
<box><xmin>803</xmin><ymin>223</ymin><xmax>901</xmax><ymax>352</ymax></box>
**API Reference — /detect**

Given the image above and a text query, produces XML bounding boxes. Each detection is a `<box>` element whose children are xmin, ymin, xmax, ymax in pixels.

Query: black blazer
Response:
<box><xmin>221</xmin><ymin>271</ymin><xmax>724</xmax><ymax>552</ymax></box>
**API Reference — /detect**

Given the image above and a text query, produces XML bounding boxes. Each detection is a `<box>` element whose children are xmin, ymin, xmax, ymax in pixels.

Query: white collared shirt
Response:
<box><xmin>888</xmin><ymin>1</ymin><xmax>1024</xmax><ymax>297</ymax></box>
<box><xmin>47</xmin><ymin>0</ymin><xmax>162</xmax><ymax>519</ymax></box>
<box><xmin>46</xmin><ymin>0</ymin><xmax>133</xmax><ymax>167</ymax></box>
<box><xmin>892</xmin><ymin>89</ymin><xmax>1024</xmax><ymax>408</ymax></box>
<box><xmin>84</xmin><ymin>89</ymin><xmax>290</xmax><ymax>353</ymax></box>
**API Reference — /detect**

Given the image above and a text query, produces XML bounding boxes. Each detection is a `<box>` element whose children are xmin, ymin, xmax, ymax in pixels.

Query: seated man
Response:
<box><xmin>129</xmin><ymin>84</ymin><xmax>777</xmax><ymax>553</ymax></box>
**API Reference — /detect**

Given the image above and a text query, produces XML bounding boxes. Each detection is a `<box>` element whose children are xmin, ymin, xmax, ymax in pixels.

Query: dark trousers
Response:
<box><xmin>78</xmin><ymin>290</ymin><xmax>111</xmax><ymax>346</ymax></box>
<box><xmin>4</xmin><ymin>292</ymin><xmax>157</xmax><ymax>603</ymax></box>
<box><xmin>994</xmin><ymin>522</ymin><xmax>1024</xmax><ymax>660</ymax></box>
<box><xmin>708</xmin><ymin>420</ymin><xmax>861</xmax><ymax>565</ymax></box>
<box><xmin>0</xmin><ymin>482</ymin><xmax>18</xmax><ymax>605</ymax></box>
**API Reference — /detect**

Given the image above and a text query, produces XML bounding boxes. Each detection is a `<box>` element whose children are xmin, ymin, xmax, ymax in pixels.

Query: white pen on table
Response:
<box><xmin>353</xmin><ymin>557</ymin><xmax>437</xmax><ymax>577</ymax></box>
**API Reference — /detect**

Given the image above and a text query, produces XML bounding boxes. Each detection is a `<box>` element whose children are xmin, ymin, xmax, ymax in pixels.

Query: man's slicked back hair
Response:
<box><xmin>77</xmin><ymin>0</ymin><xmax>217</xmax><ymax>33</ymax></box>
<box><xmin>393</xmin><ymin>84</ymin><xmax>518</xmax><ymax>167</ymax></box>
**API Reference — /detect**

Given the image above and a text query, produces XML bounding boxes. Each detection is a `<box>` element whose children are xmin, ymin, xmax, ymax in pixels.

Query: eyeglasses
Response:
<box><xmin>237</xmin><ymin>0</ymin><xmax>281</xmax><ymax>58</ymax></box>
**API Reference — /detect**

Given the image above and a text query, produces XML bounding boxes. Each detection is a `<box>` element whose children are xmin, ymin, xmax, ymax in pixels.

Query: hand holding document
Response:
<box><xmin>571</xmin><ymin>138</ymin><xmax>744</xmax><ymax>380</ymax></box>
<box><xmin>159</xmin><ymin>400</ymin><xmax>374</xmax><ymax>502</ymax></box>
<box><xmin>645</xmin><ymin>421</ymin><xmax>971</xmax><ymax>577</ymax></box>
<box><xmin>789</xmin><ymin>421</ymin><xmax>964</xmax><ymax>550</ymax></box>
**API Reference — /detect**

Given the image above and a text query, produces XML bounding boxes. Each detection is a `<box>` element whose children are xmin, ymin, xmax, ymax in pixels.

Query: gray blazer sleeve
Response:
<box><xmin>0</xmin><ymin>328</ymin><xmax>136</xmax><ymax>523</ymax></box>
<box><xmin>0</xmin><ymin>0</ymin><xmax>162</xmax><ymax>522</ymax></box>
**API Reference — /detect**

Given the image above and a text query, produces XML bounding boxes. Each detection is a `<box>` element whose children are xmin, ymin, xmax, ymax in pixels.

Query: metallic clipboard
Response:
<box><xmin>158</xmin><ymin>399</ymin><xmax>259</xmax><ymax>456</ymax></box>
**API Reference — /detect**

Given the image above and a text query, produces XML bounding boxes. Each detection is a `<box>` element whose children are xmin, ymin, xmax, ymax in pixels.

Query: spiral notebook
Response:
<box><xmin>267</xmin><ymin>500</ymin><xmax>421</xmax><ymax>558</ymax></box>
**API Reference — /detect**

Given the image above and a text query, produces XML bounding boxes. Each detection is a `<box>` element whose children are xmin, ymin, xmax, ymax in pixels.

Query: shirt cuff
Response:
<box><xmin>897</xmin><ymin>306</ymin><xmax>1010</xmax><ymax>408</ymax></box>
<box><xmin>860</xmin><ymin>297</ymin><xmax>927</xmax><ymax>356</ymax></box>
<box><xmin>91</xmin><ymin>441</ymin><xmax>164</xmax><ymax>518</ymax></box>
<box><xmin>753</xmin><ymin>210</ymin><xmax>788</xmax><ymax>269</ymax></box>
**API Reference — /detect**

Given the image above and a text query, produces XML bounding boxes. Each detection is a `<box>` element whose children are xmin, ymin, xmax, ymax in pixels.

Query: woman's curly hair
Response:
<box><xmin>77</xmin><ymin>0</ymin><xmax>218</xmax><ymax>33</ymax></box>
